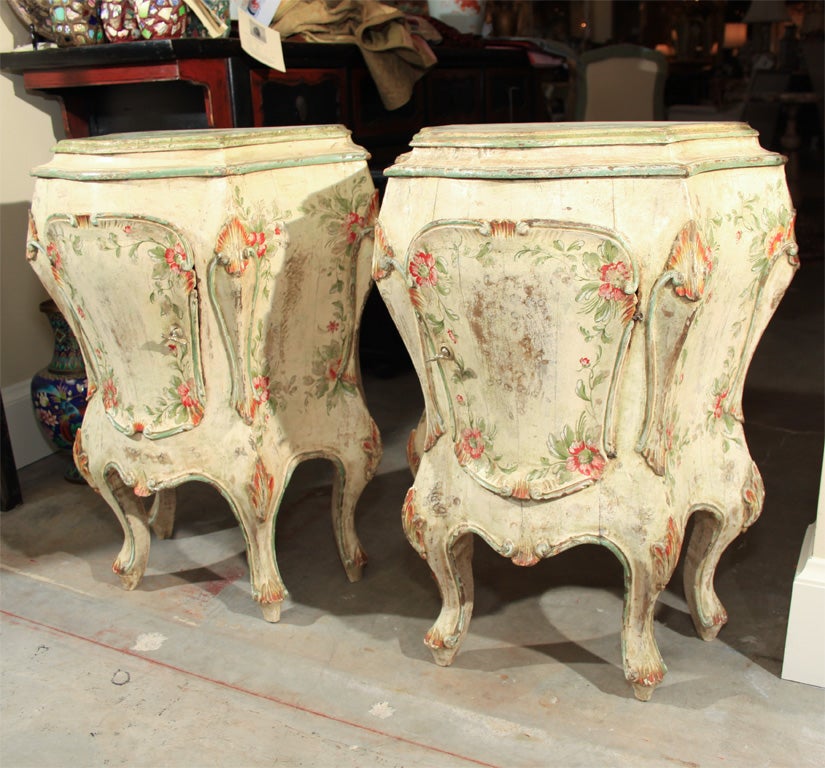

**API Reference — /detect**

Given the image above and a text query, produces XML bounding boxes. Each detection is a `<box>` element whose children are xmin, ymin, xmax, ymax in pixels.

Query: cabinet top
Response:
<box><xmin>32</xmin><ymin>126</ymin><xmax>370</xmax><ymax>181</ymax></box>
<box><xmin>387</xmin><ymin>121</ymin><xmax>786</xmax><ymax>180</ymax></box>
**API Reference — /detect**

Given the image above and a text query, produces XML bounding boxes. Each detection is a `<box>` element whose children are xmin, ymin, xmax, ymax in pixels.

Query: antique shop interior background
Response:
<box><xmin>0</xmin><ymin>0</ymin><xmax>823</xmax><ymax>763</ymax></box>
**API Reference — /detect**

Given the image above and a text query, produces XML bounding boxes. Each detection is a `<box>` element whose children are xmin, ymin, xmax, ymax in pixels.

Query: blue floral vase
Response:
<box><xmin>30</xmin><ymin>300</ymin><xmax>88</xmax><ymax>483</ymax></box>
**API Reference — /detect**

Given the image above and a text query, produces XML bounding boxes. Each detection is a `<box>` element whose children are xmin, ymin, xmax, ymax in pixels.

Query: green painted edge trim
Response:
<box><xmin>32</xmin><ymin>152</ymin><xmax>369</xmax><ymax>181</ymax></box>
<box><xmin>409</xmin><ymin>122</ymin><xmax>757</xmax><ymax>148</ymax></box>
<box><xmin>385</xmin><ymin>154</ymin><xmax>785</xmax><ymax>180</ymax></box>
<box><xmin>53</xmin><ymin>125</ymin><xmax>353</xmax><ymax>155</ymax></box>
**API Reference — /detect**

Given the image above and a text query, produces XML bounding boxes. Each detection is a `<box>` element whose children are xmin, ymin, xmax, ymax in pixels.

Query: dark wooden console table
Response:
<box><xmin>1</xmin><ymin>38</ymin><xmax>560</xmax><ymax>171</ymax></box>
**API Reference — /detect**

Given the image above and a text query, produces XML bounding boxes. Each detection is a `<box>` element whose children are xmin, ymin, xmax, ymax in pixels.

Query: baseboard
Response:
<box><xmin>2</xmin><ymin>379</ymin><xmax>55</xmax><ymax>469</ymax></box>
<box><xmin>782</xmin><ymin>522</ymin><xmax>825</xmax><ymax>688</ymax></box>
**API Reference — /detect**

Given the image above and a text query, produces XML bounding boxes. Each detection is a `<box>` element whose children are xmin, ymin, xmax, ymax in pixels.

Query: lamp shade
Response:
<box><xmin>723</xmin><ymin>22</ymin><xmax>748</xmax><ymax>48</ymax></box>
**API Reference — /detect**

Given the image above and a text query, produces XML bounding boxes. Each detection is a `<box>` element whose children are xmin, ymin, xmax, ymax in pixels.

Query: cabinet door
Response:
<box><xmin>41</xmin><ymin>214</ymin><xmax>205</xmax><ymax>439</ymax></box>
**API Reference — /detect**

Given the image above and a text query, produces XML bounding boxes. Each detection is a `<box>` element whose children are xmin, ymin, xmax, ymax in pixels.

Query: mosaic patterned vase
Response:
<box><xmin>30</xmin><ymin>300</ymin><xmax>88</xmax><ymax>482</ymax></box>
<box><xmin>48</xmin><ymin>0</ymin><xmax>104</xmax><ymax>46</ymax></box>
<box><xmin>99</xmin><ymin>0</ymin><xmax>141</xmax><ymax>42</ymax></box>
<box><xmin>134</xmin><ymin>0</ymin><xmax>187</xmax><ymax>39</ymax></box>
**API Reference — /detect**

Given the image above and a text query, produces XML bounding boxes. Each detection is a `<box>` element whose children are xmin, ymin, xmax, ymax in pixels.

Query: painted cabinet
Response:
<box><xmin>374</xmin><ymin>121</ymin><xmax>798</xmax><ymax>699</ymax></box>
<box><xmin>27</xmin><ymin>126</ymin><xmax>382</xmax><ymax>621</ymax></box>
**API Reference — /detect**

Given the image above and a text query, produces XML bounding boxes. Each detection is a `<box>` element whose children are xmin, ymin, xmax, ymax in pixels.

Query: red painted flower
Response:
<box><xmin>447</xmin><ymin>329</ymin><xmax>457</xmax><ymax>343</ymax></box>
<box><xmin>47</xmin><ymin>242</ymin><xmax>63</xmax><ymax>283</ymax></box>
<box><xmin>102</xmin><ymin>378</ymin><xmax>118</xmax><ymax>410</ymax></box>
<box><xmin>252</xmin><ymin>375</ymin><xmax>271</xmax><ymax>404</ymax></box>
<box><xmin>133</xmin><ymin>422</ymin><xmax>145</xmax><ymax>433</ymax></box>
<box><xmin>456</xmin><ymin>0</ymin><xmax>481</xmax><ymax>10</ymax></box>
<box><xmin>409</xmin><ymin>251</ymin><xmax>438</xmax><ymax>287</ymax></box>
<box><xmin>580</xmin><ymin>357</ymin><xmax>590</xmax><ymax>367</ymax></box>
<box><xmin>566</xmin><ymin>441</ymin><xmax>606</xmax><ymax>479</ymax></box>
<box><xmin>598</xmin><ymin>261</ymin><xmax>631</xmax><ymax>301</ymax></box>
<box><xmin>326</xmin><ymin>357</ymin><xmax>342</xmax><ymax>382</ymax></box>
<box><xmin>344</xmin><ymin>211</ymin><xmax>365</xmax><ymax>244</ymax></box>
<box><xmin>183</xmin><ymin>271</ymin><xmax>196</xmax><ymax>294</ymax></box>
<box><xmin>178</xmin><ymin>381</ymin><xmax>197</xmax><ymax>408</ymax></box>
<box><xmin>327</xmin><ymin>320</ymin><xmax>340</xmax><ymax>333</ymax></box>
<box><xmin>164</xmin><ymin>243</ymin><xmax>187</xmax><ymax>273</ymax></box>
<box><xmin>764</xmin><ymin>226</ymin><xmax>786</xmax><ymax>258</ymax></box>
<box><xmin>246</xmin><ymin>231</ymin><xmax>267</xmax><ymax>257</ymax></box>
<box><xmin>460</xmin><ymin>427</ymin><xmax>485</xmax><ymax>459</ymax></box>
<box><xmin>712</xmin><ymin>389</ymin><xmax>728</xmax><ymax>419</ymax></box>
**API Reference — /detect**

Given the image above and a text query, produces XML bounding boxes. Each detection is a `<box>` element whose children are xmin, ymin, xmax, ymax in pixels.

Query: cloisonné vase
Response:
<box><xmin>30</xmin><ymin>300</ymin><xmax>87</xmax><ymax>482</ymax></box>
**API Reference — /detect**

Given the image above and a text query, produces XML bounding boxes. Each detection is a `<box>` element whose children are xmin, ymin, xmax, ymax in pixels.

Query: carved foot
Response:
<box><xmin>259</xmin><ymin>599</ymin><xmax>282</xmax><ymax>623</ymax></box>
<box><xmin>691</xmin><ymin>604</ymin><xmax>729</xmax><ymax>642</ymax></box>
<box><xmin>425</xmin><ymin>628</ymin><xmax>462</xmax><ymax>667</ymax></box>
<box><xmin>683</xmin><ymin>509</ymin><xmax>735</xmax><ymax>642</ymax></box>
<box><xmin>624</xmin><ymin>634</ymin><xmax>667</xmax><ymax>701</ymax></box>
<box><xmin>342</xmin><ymin>546</ymin><xmax>368</xmax><ymax>583</ymax></box>
<box><xmin>632</xmin><ymin>682</ymin><xmax>657</xmax><ymax>702</ymax></box>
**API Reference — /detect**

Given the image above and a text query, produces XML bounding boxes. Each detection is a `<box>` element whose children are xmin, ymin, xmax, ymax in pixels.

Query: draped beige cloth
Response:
<box><xmin>272</xmin><ymin>0</ymin><xmax>437</xmax><ymax>110</ymax></box>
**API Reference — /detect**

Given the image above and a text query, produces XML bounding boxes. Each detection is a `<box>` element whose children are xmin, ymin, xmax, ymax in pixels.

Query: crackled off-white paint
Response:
<box><xmin>374</xmin><ymin>121</ymin><xmax>798</xmax><ymax>701</ymax></box>
<box><xmin>27</xmin><ymin>126</ymin><xmax>382</xmax><ymax>623</ymax></box>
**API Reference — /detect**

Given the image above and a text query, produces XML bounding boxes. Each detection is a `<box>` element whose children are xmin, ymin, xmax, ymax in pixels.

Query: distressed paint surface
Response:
<box><xmin>28</xmin><ymin>127</ymin><xmax>382</xmax><ymax>621</ymax></box>
<box><xmin>375</xmin><ymin>121</ymin><xmax>798</xmax><ymax>701</ymax></box>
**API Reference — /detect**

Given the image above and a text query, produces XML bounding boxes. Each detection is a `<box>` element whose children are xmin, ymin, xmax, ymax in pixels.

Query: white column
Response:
<box><xmin>782</xmin><ymin>446</ymin><xmax>825</xmax><ymax>687</ymax></box>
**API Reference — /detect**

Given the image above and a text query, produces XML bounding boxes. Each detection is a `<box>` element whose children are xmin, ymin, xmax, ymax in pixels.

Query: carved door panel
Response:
<box><xmin>405</xmin><ymin>219</ymin><xmax>639</xmax><ymax>500</ymax></box>
<box><xmin>41</xmin><ymin>214</ymin><xmax>205</xmax><ymax>438</ymax></box>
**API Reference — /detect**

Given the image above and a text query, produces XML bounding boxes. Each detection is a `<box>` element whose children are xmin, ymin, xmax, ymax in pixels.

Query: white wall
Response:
<box><xmin>1</xmin><ymin>5</ymin><xmax>65</xmax><ymax>466</ymax></box>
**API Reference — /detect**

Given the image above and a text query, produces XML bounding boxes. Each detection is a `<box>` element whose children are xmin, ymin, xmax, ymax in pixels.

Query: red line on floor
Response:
<box><xmin>1</xmin><ymin>608</ymin><xmax>502</xmax><ymax>768</ymax></box>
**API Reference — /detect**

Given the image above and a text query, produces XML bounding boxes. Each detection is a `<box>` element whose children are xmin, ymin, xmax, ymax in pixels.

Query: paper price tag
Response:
<box><xmin>239</xmin><ymin>6</ymin><xmax>285</xmax><ymax>72</ymax></box>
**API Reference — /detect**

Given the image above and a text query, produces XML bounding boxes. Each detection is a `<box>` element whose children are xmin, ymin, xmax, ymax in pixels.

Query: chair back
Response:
<box><xmin>575</xmin><ymin>44</ymin><xmax>668</xmax><ymax>121</ymax></box>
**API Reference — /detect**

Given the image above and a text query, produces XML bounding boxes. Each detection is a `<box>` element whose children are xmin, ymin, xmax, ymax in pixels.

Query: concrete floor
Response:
<box><xmin>2</xmin><ymin>185</ymin><xmax>824</xmax><ymax>767</ymax></box>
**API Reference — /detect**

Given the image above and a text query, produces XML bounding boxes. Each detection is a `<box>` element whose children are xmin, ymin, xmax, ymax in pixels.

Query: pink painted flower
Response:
<box><xmin>456</xmin><ymin>394</ymin><xmax>465</xmax><ymax>405</ymax></box>
<box><xmin>598</xmin><ymin>261</ymin><xmax>631</xmax><ymax>301</ymax></box>
<box><xmin>460</xmin><ymin>427</ymin><xmax>485</xmax><ymax>459</ymax></box>
<box><xmin>123</xmin><ymin>224</ymin><xmax>133</xmax><ymax>234</ymax></box>
<box><xmin>409</xmin><ymin>251</ymin><xmax>438</xmax><ymax>287</ymax></box>
<box><xmin>102</xmin><ymin>378</ymin><xmax>118</xmax><ymax>410</ymax></box>
<box><xmin>164</xmin><ymin>243</ymin><xmax>187</xmax><ymax>273</ymax></box>
<box><xmin>580</xmin><ymin>357</ymin><xmax>590</xmax><ymax>367</ymax></box>
<box><xmin>177</xmin><ymin>380</ymin><xmax>197</xmax><ymax>408</ymax></box>
<box><xmin>566</xmin><ymin>441</ymin><xmax>606</xmax><ymax>479</ymax></box>
<box><xmin>246</xmin><ymin>231</ymin><xmax>267</xmax><ymax>257</ymax></box>
<box><xmin>447</xmin><ymin>329</ymin><xmax>457</xmax><ymax>343</ymax></box>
